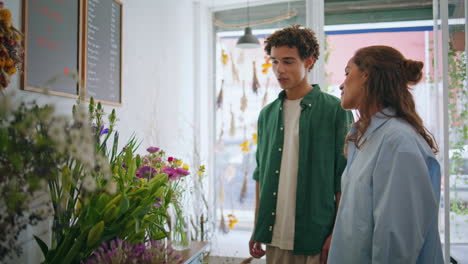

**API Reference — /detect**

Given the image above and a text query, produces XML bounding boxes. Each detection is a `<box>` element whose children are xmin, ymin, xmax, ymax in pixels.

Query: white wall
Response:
<box><xmin>7</xmin><ymin>0</ymin><xmax>202</xmax><ymax>158</ymax></box>
<box><xmin>5</xmin><ymin>0</ymin><xmax>213</xmax><ymax>263</ymax></box>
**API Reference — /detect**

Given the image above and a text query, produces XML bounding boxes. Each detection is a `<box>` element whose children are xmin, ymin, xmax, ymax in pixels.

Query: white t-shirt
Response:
<box><xmin>270</xmin><ymin>98</ymin><xmax>302</xmax><ymax>250</ymax></box>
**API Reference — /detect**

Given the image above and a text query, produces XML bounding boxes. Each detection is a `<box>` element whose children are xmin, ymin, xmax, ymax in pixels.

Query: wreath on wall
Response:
<box><xmin>0</xmin><ymin>2</ymin><xmax>23</xmax><ymax>90</ymax></box>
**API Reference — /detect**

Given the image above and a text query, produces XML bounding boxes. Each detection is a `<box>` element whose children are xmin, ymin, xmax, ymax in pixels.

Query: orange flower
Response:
<box><xmin>252</xmin><ymin>133</ymin><xmax>258</xmax><ymax>145</ymax></box>
<box><xmin>7</xmin><ymin>67</ymin><xmax>16</xmax><ymax>75</ymax></box>
<box><xmin>262</xmin><ymin>56</ymin><xmax>272</xmax><ymax>74</ymax></box>
<box><xmin>240</xmin><ymin>139</ymin><xmax>251</xmax><ymax>152</ymax></box>
<box><xmin>221</xmin><ymin>49</ymin><xmax>229</xmax><ymax>66</ymax></box>
<box><xmin>227</xmin><ymin>214</ymin><xmax>238</xmax><ymax>229</ymax></box>
<box><xmin>0</xmin><ymin>9</ymin><xmax>11</xmax><ymax>22</ymax></box>
<box><xmin>0</xmin><ymin>57</ymin><xmax>5</xmax><ymax>68</ymax></box>
<box><xmin>5</xmin><ymin>58</ymin><xmax>13</xmax><ymax>67</ymax></box>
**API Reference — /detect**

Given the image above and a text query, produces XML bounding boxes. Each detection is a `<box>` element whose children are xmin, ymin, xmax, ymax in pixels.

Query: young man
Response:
<box><xmin>249</xmin><ymin>25</ymin><xmax>353</xmax><ymax>264</ymax></box>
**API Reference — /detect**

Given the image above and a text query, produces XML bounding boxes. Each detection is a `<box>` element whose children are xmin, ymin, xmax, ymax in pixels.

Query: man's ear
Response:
<box><xmin>305</xmin><ymin>57</ymin><xmax>316</xmax><ymax>70</ymax></box>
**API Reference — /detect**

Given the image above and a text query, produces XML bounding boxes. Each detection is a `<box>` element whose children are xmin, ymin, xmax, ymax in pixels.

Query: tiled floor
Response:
<box><xmin>211</xmin><ymin>230</ymin><xmax>468</xmax><ymax>263</ymax></box>
<box><xmin>208</xmin><ymin>256</ymin><xmax>266</xmax><ymax>264</ymax></box>
<box><xmin>211</xmin><ymin>229</ymin><xmax>257</xmax><ymax>259</ymax></box>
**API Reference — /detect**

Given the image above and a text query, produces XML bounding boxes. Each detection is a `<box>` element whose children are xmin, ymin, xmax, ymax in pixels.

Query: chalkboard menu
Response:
<box><xmin>23</xmin><ymin>0</ymin><xmax>81</xmax><ymax>97</ymax></box>
<box><xmin>85</xmin><ymin>0</ymin><xmax>122</xmax><ymax>105</ymax></box>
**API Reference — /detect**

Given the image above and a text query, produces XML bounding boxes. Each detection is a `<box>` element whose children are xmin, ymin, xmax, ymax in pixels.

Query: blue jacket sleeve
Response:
<box><xmin>371</xmin><ymin>136</ymin><xmax>439</xmax><ymax>263</ymax></box>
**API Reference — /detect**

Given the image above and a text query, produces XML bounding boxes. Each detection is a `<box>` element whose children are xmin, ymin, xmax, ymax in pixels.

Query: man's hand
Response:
<box><xmin>249</xmin><ymin>240</ymin><xmax>266</xmax><ymax>258</ymax></box>
<box><xmin>320</xmin><ymin>234</ymin><xmax>332</xmax><ymax>264</ymax></box>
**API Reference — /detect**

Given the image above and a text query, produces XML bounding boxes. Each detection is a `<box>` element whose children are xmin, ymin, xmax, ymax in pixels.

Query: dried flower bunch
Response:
<box><xmin>0</xmin><ymin>2</ymin><xmax>23</xmax><ymax>89</ymax></box>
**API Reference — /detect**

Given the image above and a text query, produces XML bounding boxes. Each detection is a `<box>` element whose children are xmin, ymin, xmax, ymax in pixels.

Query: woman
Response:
<box><xmin>328</xmin><ymin>46</ymin><xmax>443</xmax><ymax>264</ymax></box>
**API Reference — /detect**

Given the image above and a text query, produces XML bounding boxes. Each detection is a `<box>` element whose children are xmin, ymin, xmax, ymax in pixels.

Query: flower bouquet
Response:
<box><xmin>1</xmin><ymin>90</ymin><xmax>207</xmax><ymax>263</ymax></box>
<box><xmin>0</xmin><ymin>1</ymin><xmax>23</xmax><ymax>90</ymax></box>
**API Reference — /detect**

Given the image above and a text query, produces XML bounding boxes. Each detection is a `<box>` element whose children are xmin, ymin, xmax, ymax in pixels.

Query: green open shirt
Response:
<box><xmin>252</xmin><ymin>85</ymin><xmax>353</xmax><ymax>255</ymax></box>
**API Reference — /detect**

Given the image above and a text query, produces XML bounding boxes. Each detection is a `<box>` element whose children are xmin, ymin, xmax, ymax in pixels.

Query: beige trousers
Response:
<box><xmin>266</xmin><ymin>246</ymin><xmax>320</xmax><ymax>264</ymax></box>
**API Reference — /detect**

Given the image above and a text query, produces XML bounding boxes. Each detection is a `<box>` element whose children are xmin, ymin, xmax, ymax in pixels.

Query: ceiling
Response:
<box><xmin>211</xmin><ymin>0</ymin><xmax>463</xmax><ymax>29</ymax></box>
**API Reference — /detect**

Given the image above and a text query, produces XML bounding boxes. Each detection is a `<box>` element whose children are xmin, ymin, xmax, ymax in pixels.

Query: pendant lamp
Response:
<box><xmin>236</xmin><ymin>0</ymin><xmax>260</xmax><ymax>49</ymax></box>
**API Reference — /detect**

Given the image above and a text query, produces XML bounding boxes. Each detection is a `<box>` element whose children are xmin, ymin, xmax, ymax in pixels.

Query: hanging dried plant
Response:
<box><xmin>229</xmin><ymin>105</ymin><xmax>236</xmax><ymax>137</ymax></box>
<box><xmin>225</xmin><ymin>164</ymin><xmax>235</xmax><ymax>183</ymax></box>
<box><xmin>239</xmin><ymin>171</ymin><xmax>248</xmax><ymax>204</ymax></box>
<box><xmin>240</xmin><ymin>80</ymin><xmax>248</xmax><ymax>112</ymax></box>
<box><xmin>215</xmin><ymin>128</ymin><xmax>224</xmax><ymax>152</ymax></box>
<box><xmin>231</xmin><ymin>53</ymin><xmax>240</xmax><ymax>84</ymax></box>
<box><xmin>216</xmin><ymin>79</ymin><xmax>224</xmax><ymax>109</ymax></box>
<box><xmin>219</xmin><ymin>208</ymin><xmax>229</xmax><ymax>234</ymax></box>
<box><xmin>218</xmin><ymin>178</ymin><xmax>228</xmax><ymax>233</ymax></box>
<box><xmin>237</xmin><ymin>50</ymin><xmax>245</xmax><ymax>65</ymax></box>
<box><xmin>252</xmin><ymin>61</ymin><xmax>260</xmax><ymax>94</ymax></box>
<box><xmin>219</xmin><ymin>178</ymin><xmax>225</xmax><ymax>203</ymax></box>
<box><xmin>262</xmin><ymin>77</ymin><xmax>270</xmax><ymax>107</ymax></box>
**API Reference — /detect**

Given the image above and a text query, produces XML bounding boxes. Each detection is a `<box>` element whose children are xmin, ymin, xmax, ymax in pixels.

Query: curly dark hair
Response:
<box><xmin>264</xmin><ymin>24</ymin><xmax>320</xmax><ymax>69</ymax></box>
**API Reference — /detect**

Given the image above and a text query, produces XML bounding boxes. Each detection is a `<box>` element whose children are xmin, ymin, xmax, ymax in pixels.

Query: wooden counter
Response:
<box><xmin>175</xmin><ymin>241</ymin><xmax>209</xmax><ymax>264</ymax></box>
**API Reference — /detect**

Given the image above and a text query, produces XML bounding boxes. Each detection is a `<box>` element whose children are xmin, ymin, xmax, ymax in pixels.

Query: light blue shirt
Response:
<box><xmin>328</xmin><ymin>108</ymin><xmax>443</xmax><ymax>264</ymax></box>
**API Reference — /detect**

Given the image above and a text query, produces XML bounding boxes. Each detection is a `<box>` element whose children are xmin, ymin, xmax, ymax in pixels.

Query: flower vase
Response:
<box><xmin>168</xmin><ymin>203</ymin><xmax>191</xmax><ymax>251</ymax></box>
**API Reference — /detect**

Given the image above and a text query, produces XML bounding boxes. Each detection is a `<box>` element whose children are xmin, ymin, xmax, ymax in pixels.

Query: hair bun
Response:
<box><xmin>402</xmin><ymin>59</ymin><xmax>424</xmax><ymax>84</ymax></box>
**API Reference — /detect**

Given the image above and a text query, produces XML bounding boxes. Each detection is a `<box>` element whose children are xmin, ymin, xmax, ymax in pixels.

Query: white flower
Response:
<box><xmin>69</xmin><ymin>143</ymin><xmax>79</xmax><ymax>158</ymax></box>
<box><xmin>48</xmin><ymin>119</ymin><xmax>67</xmax><ymax>146</ymax></box>
<box><xmin>81</xmin><ymin>143</ymin><xmax>94</xmax><ymax>158</ymax></box>
<box><xmin>82</xmin><ymin>175</ymin><xmax>97</xmax><ymax>192</ymax></box>
<box><xmin>80</xmin><ymin>153</ymin><xmax>95</xmax><ymax>170</ymax></box>
<box><xmin>95</xmin><ymin>154</ymin><xmax>111</xmax><ymax>178</ymax></box>
<box><xmin>70</xmin><ymin>129</ymin><xmax>81</xmax><ymax>144</ymax></box>
<box><xmin>75</xmin><ymin>104</ymin><xmax>89</xmax><ymax>123</ymax></box>
<box><xmin>105</xmin><ymin>181</ymin><xmax>117</xmax><ymax>195</ymax></box>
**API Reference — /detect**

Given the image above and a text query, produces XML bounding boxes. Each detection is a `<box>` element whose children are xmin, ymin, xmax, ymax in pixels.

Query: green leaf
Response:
<box><xmin>49</xmin><ymin>228</ymin><xmax>79</xmax><ymax>264</ymax></box>
<box><xmin>110</xmin><ymin>131</ymin><xmax>119</xmax><ymax>163</ymax></box>
<box><xmin>61</xmin><ymin>231</ymin><xmax>87</xmax><ymax>264</ymax></box>
<box><xmin>132</xmin><ymin>205</ymin><xmax>151</xmax><ymax>218</ymax></box>
<box><xmin>96</xmin><ymin>193</ymin><xmax>111</xmax><ymax>212</ymax></box>
<box><xmin>135</xmin><ymin>217</ymin><xmax>141</xmax><ymax>233</ymax></box>
<box><xmin>152</xmin><ymin>232</ymin><xmax>167</xmax><ymax>240</ymax></box>
<box><xmin>87</xmin><ymin>221</ymin><xmax>105</xmax><ymax>247</ymax></box>
<box><xmin>120</xmin><ymin>194</ymin><xmax>129</xmax><ymax>213</ymax></box>
<box><xmin>33</xmin><ymin>235</ymin><xmax>48</xmax><ymax>258</ymax></box>
<box><xmin>127</xmin><ymin>159</ymin><xmax>137</xmax><ymax>182</ymax></box>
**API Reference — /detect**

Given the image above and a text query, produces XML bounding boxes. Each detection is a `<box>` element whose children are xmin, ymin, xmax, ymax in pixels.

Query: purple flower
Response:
<box><xmin>146</xmin><ymin>146</ymin><xmax>160</xmax><ymax>153</ymax></box>
<box><xmin>99</xmin><ymin>125</ymin><xmax>110</xmax><ymax>136</ymax></box>
<box><xmin>153</xmin><ymin>198</ymin><xmax>162</xmax><ymax>208</ymax></box>
<box><xmin>162</xmin><ymin>167</ymin><xmax>177</xmax><ymax>180</ymax></box>
<box><xmin>122</xmin><ymin>162</ymin><xmax>126</xmax><ymax>168</ymax></box>
<box><xmin>110</xmin><ymin>239</ymin><xmax>116</xmax><ymax>249</ymax></box>
<box><xmin>92</xmin><ymin>125</ymin><xmax>110</xmax><ymax>136</ymax></box>
<box><xmin>175</xmin><ymin>168</ymin><xmax>190</xmax><ymax>177</ymax></box>
<box><xmin>136</xmin><ymin>166</ymin><xmax>157</xmax><ymax>179</ymax></box>
<box><xmin>85</xmin><ymin>238</ymin><xmax>185</xmax><ymax>264</ymax></box>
